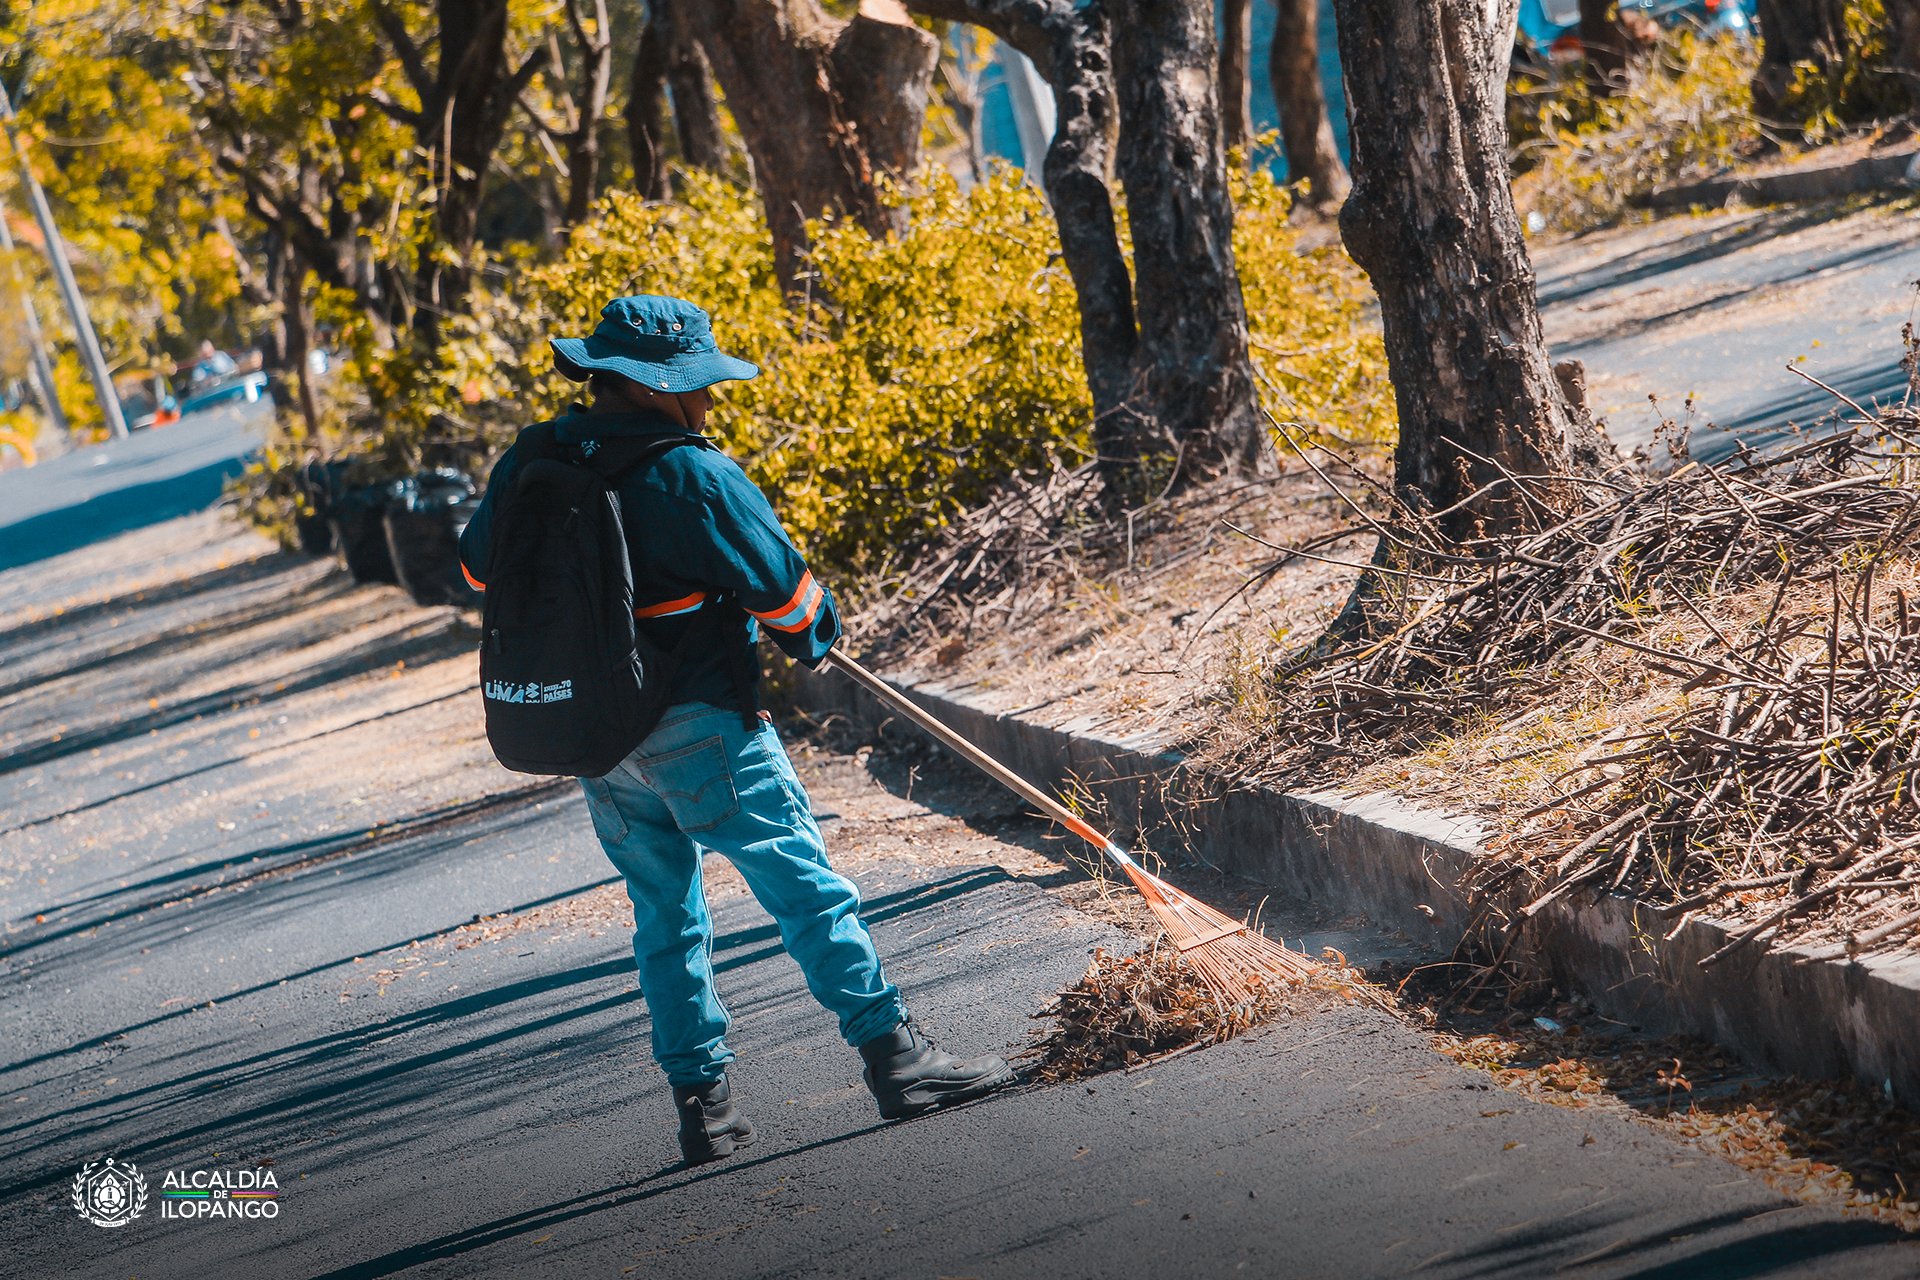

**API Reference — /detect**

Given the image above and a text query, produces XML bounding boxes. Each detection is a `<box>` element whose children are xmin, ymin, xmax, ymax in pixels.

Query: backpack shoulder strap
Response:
<box><xmin>572</xmin><ymin>431</ymin><xmax>711</xmax><ymax>483</ymax></box>
<box><xmin>510</xmin><ymin>420</ymin><xmax>566</xmax><ymax>463</ymax></box>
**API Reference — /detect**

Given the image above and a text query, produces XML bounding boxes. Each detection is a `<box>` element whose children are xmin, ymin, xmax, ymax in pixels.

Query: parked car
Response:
<box><xmin>1518</xmin><ymin>0</ymin><xmax>1755</xmax><ymax>60</ymax></box>
<box><xmin>114</xmin><ymin>372</ymin><xmax>181</xmax><ymax>432</ymax></box>
<box><xmin>178</xmin><ymin>368</ymin><xmax>270</xmax><ymax>417</ymax></box>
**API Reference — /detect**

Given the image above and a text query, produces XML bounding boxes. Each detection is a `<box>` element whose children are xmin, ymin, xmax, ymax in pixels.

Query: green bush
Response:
<box><xmin>244</xmin><ymin>164</ymin><xmax>1392</xmax><ymax>580</ymax></box>
<box><xmin>1513</xmin><ymin>29</ymin><xmax>1759</xmax><ymax>233</ymax></box>
<box><xmin>1230</xmin><ymin>162</ymin><xmax>1393</xmax><ymax>452</ymax></box>
<box><xmin>1777</xmin><ymin>0</ymin><xmax>1912</xmax><ymax>140</ymax></box>
<box><xmin>436</xmin><ymin>168</ymin><xmax>1092</xmax><ymax>576</ymax></box>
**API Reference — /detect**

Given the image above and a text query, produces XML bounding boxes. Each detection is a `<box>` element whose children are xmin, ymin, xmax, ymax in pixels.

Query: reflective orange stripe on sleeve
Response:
<box><xmin>635</xmin><ymin>591</ymin><xmax>708</xmax><ymax>618</ymax></box>
<box><xmin>460</xmin><ymin>562</ymin><xmax>485</xmax><ymax>591</ymax></box>
<box><xmin>751</xmin><ymin>571</ymin><xmax>825</xmax><ymax>633</ymax></box>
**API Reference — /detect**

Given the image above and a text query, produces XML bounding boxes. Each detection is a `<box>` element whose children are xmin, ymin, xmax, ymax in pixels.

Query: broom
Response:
<box><xmin>824</xmin><ymin>650</ymin><xmax>1326</xmax><ymax>1007</ymax></box>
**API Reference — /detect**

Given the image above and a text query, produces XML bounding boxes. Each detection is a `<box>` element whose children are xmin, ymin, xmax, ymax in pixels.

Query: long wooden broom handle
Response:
<box><xmin>822</xmin><ymin>649</ymin><xmax>1113</xmax><ymax>852</ymax></box>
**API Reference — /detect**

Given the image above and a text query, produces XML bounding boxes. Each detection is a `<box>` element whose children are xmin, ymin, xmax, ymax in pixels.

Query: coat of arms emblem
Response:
<box><xmin>71</xmin><ymin>1157</ymin><xmax>148</xmax><ymax>1228</ymax></box>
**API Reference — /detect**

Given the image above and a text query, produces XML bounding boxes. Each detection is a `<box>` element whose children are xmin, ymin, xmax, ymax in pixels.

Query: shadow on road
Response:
<box><xmin>1534</xmin><ymin>200</ymin><xmax>1901</xmax><ymax>308</ymax></box>
<box><xmin>300</xmin><ymin>1117</ymin><xmax>895</xmax><ymax>1280</ymax></box>
<box><xmin>0</xmin><ymin>611</ymin><xmax>468</xmax><ymax>780</ymax></box>
<box><xmin>0</xmin><ymin>687</ymin><xmax>472</xmax><ymax>839</ymax></box>
<box><xmin>0</xmin><ymin>564</ymin><xmax>357</xmax><ymax>704</ymax></box>
<box><xmin>0</xmin><ymin>548</ymin><xmax>291</xmax><ymax>649</ymax></box>
<box><xmin>1696</xmin><ymin>358</ymin><xmax>1914</xmax><ymax>462</ymax></box>
<box><xmin>0</xmin><ymin>865</ymin><xmax>1024</xmax><ymax>1191</ymax></box>
<box><xmin>1</xmin><ymin>782</ymin><xmax>570</xmax><ymax>960</ymax></box>
<box><xmin>1446</xmin><ymin>1204</ymin><xmax>1907</xmax><ymax>1280</ymax></box>
<box><xmin>1606</xmin><ymin>1219</ymin><xmax>1911</xmax><ymax>1279</ymax></box>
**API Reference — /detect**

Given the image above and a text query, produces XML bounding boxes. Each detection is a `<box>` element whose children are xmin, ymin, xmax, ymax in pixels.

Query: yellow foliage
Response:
<box><xmin>0</xmin><ymin>413</ymin><xmax>37</xmax><ymax>467</ymax></box>
<box><xmin>1513</xmin><ymin>31</ymin><xmax>1758</xmax><ymax>233</ymax></box>
<box><xmin>1784</xmin><ymin>0</ymin><xmax>1911</xmax><ymax>140</ymax></box>
<box><xmin>390</xmin><ymin>166</ymin><xmax>1389</xmax><ymax>577</ymax></box>
<box><xmin>1230</xmin><ymin>162</ymin><xmax>1393</xmax><ymax>452</ymax></box>
<box><xmin>412</xmin><ymin>169</ymin><xmax>1090</xmax><ymax>573</ymax></box>
<box><xmin>1</xmin><ymin>0</ymin><xmax>246</xmax><ymax>387</ymax></box>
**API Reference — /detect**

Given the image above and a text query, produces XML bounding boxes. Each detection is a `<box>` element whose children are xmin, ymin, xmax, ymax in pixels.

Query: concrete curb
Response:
<box><xmin>1641</xmin><ymin>145</ymin><xmax>1919</xmax><ymax>210</ymax></box>
<box><xmin>796</xmin><ymin>666</ymin><xmax>1920</xmax><ymax>1107</ymax></box>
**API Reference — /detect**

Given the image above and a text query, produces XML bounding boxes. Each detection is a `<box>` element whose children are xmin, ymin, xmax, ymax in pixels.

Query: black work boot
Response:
<box><xmin>858</xmin><ymin>1017</ymin><xmax>1016</xmax><ymax>1120</ymax></box>
<box><xmin>673</xmin><ymin>1075</ymin><xmax>755</xmax><ymax>1166</ymax></box>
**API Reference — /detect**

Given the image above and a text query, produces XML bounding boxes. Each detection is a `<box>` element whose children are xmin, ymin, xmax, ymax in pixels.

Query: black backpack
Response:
<box><xmin>478</xmin><ymin>423</ymin><xmax>710</xmax><ymax>778</ymax></box>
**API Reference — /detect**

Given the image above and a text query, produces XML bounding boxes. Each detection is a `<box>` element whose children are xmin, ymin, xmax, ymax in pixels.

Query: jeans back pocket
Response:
<box><xmin>637</xmin><ymin>735</ymin><xmax>740</xmax><ymax>833</ymax></box>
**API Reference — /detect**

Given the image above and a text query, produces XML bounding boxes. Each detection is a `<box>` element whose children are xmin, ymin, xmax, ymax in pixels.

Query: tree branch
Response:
<box><xmin>364</xmin><ymin>87</ymin><xmax>424</xmax><ymax>129</ymax></box>
<box><xmin>500</xmin><ymin>45</ymin><xmax>551</xmax><ymax>110</ymax></box>
<box><xmin>370</xmin><ymin>0</ymin><xmax>435</xmax><ymax>101</ymax></box>
<box><xmin>565</xmin><ymin>0</ymin><xmax>610</xmax><ymax>56</ymax></box>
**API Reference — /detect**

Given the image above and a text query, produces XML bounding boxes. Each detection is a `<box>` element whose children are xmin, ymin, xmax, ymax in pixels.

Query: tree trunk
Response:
<box><xmin>1270</xmin><ymin>0</ymin><xmax>1350</xmax><ymax>207</ymax></box>
<box><xmin>911</xmin><ymin>0</ymin><xmax>1264</xmax><ymax>491</ymax></box>
<box><xmin>254</xmin><ymin>225</ymin><xmax>290</xmax><ymax>373</ymax></box>
<box><xmin>418</xmin><ymin>0</ymin><xmax>515</xmax><ymax>347</ymax></box>
<box><xmin>1331</xmin><ymin>0</ymin><xmax>1615</xmax><ymax>536</ymax></box>
<box><xmin>665</xmin><ymin>22</ymin><xmax>728</xmax><ymax>172</ymax></box>
<box><xmin>683</xmin><ymin>0</ymin><xmax>939</xmax><ymax>288</ymax></box>
<box><xmin>906</xmin><ymin>0</ymin><xmax>1138</xmax><ymax>471</ymax></box>
<box><xmin>378</xmin><ymin>0</ymin><xmax>548</xmax><ymax>348</ymax></box>
<box><xmin>1032</xmin><ymin>10</ymin><xmax>1138</xmax><ymax>445</ymax></box>
<box><xmin>280</xmin><ymin>241</ymin><xmax>321</xmax><ymax>434</ymax></box>
<box><xmin>639</xmin><ymin>0</ymin><xmax>730</xmax><ymax>178</ymax></box>
<box><xmin>629</xmin><ymin>15</ymin><xmax>672</xmax><ymax>199</ymax></box>
<box><xmin>560</xmin><ymin>0</ymin><xmax>614</xmax><ymax>227</ymax></box>
<box><xmin>1107</xmin><ymin>0</ymin><xmax>1265</xmax><ymax>485</ymax></box>
<box><xmin>1219</xmin><ymin>0</ymin><xmax>1253</xmax><ymax>157</ymax></box>
<box><xmin>1578</xmin><ymin>0</ymin><xmax>1626</xmax><ymax>97</ymax></box>
<box><xmin>1752</xmin><ymin>0</ymin><xmax>1848</xmax><ymax>122</ymax></box>
<box><xmin>1889</xmin><ymin>0</ymin><xmax>1920</xmax><ymax>112</ymax></box>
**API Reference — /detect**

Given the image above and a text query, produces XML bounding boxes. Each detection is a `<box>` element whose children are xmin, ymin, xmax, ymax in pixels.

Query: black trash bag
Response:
<box><xmin>293</xmin><ymin>459</ymin><xmax>347</xmax><ymax>558</ymax></box>
<box><xmin>329</xmin><ymin>480</ymin><xmax>402</xmax><ymax>585</ymax></box>
<box><xmin>383</xmin><ymin>468</ymin><xmax>482</xmax><ymax>608</ymax></box>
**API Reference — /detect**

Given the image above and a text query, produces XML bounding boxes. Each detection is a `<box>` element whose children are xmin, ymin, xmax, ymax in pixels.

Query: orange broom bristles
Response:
<box><xmin>1103</xmin><ymin>842</ymin><xmax>1326</xmax><ymax>1007</ymax></box>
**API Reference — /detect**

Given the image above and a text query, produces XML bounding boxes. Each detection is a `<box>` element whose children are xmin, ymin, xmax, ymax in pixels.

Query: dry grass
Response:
<box><xmin>848</xmin><ymin>460</ymin><xmax>1366</xmax><ymax>752</ymax></box>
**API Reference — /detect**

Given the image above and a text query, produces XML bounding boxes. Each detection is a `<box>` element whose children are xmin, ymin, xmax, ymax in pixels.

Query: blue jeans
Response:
<box><xmin>578</xmin><ymin>701</ymin><xmax>906</xmax><ymax>1085</ymax></box>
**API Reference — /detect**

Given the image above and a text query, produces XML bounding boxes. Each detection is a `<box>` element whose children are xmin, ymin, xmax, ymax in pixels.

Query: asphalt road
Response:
<box><xmin>2</xmin><ymin>514</ymin><xmax>1917</xmax><ymax>1276</ymax></box>
<box><xmin>0</xmin><ymin>400</ymin><xmax>270</xmax><ymax>574</ymax></box>
<box><xmin>1533</xmin><ymin>197</ymin><xmax>1920</xmax><ymax>462</ymax></box>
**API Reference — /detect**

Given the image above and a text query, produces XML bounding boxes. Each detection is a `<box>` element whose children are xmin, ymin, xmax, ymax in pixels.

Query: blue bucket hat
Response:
<box><xmin>550</xmin><ymin>295</ymin><xmax>759</xmax><ymax>393</ymax></box>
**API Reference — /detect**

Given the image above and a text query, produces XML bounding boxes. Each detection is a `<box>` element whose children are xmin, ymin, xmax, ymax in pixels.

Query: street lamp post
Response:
<box><xmin>0</xmin><ymin>79</ymin><xmax>127</xmax><ymax>438</ymax></box>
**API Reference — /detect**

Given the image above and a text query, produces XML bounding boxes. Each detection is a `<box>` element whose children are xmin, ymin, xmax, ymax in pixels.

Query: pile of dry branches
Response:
<box><xmin>1231</xmin><ymin>366</ymin><xmax>1920</xmax><ymax>961</ymax></box>
<box><xmin>1501</xmin><ymin>552</ymin><xmax>1920</xmax><ymax>963</ymax></box>
<box><xmin>853</xmin><ymin>460</ymin><xmax>1282</xmax><ymax>658</ymax></box>
<box><xmin>1250</xmin><ymin>428</ymin><xmax>1919</xmax><ymax>765</ymax></box>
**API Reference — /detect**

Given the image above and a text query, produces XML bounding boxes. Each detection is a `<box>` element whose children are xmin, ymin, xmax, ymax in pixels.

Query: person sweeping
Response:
<box><xmin>456</xmin><ymin>294</ymin><xmax>1016</xmax><ymax>1167</ymax></box>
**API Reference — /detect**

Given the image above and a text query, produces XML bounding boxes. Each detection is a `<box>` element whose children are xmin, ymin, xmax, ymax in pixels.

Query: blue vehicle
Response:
<box><xmin>178</xmin><ymin>368</ymin><xmax>269</xmax><ymax>417</ymax></box>
<box><xmin>1518</xmin><ymin>0</ymin><xmax>1756</xmax><ymax>59</ymax></box>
